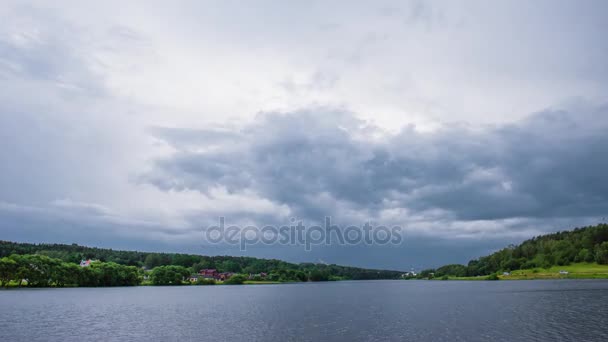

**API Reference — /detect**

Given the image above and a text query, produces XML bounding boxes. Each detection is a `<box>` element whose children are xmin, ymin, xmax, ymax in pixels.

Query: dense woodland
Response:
<box><xmin>0</xmin><ymin>240</ymin><xmax>403</xmax><ymax>287</ymax></box>
<box><xmin>419</xmin><ymin>224</ymin><xmax>608</xmax><ymax>278</ymax></box>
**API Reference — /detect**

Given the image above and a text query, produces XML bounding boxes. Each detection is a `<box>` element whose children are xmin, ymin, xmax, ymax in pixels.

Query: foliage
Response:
<box><xmin>595</xmin><ymin>242</ymin><xmax>608</xmax><ymax>264</ymax></box>
<box><xmin>427</xmin><ymin>224</ymin><xmax>608</xmax><ymax>278</ymax></box>
<box><xmin>308</xmin><ymin>269</ymin><xmax>330</xmax><ymax>282</ymax></box>
<box><xmin>144</xmin><ymin>254</ymin><xmax>167</xmax><ymax>269</ymax></box>
<box><xmin>435</xmin><ymin>264</ymin><xmax>467</xmax><ymax>277</ymax></box>
<box><xmin>0</xmin><ymin>240</ymin><xmax>403</xmax><ymax>283</ymax></box>
<box><xmin>223</xmin><ymin>274</ymin><xmax>246</xmax><ymax>285</ymax></box>
<box><xmin>0</xmin><ymin>255</ymin><xmax>139</xmax><ymax>287</ymax></box>
<box><xmin>150</xmin><ymin>265</ymin><xmax>190</xmax><ymax>285</ymax></box>
<box><xmin>418</xmin><ymin>269</ymin><xmax>435</xmax><ymax>279</ymax></box>
<box><xmin>486</xmin><ymin>273</ymin><xmax>500</xmax><ymax>281</ymax></box>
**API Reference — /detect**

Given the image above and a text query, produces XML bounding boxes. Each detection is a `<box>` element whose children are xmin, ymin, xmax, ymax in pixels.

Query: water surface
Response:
<box><xmin>1</xmin><ymin>280</ymin><xmax>607</xmax><ymax>341</ymax></box>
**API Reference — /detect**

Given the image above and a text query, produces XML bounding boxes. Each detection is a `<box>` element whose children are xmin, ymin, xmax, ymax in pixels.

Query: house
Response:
<box><xmin>188</xmin><ymin>274</ymin><xmax>203</xmax><ymax>282</ymax></box>
<box><xmin>79</xmin><ymin>259</ymin><xmax>92</xmax><ymax>267</ymax></box>
<box><xmin>503</xmin><ymin>272</ymin><xmax>511</xmax><ymax>276</ymax></box>
<box><xmin>559</xmin><ymin>270</ymin><xmax>569</xmax><ymax>275</ymax></box>
<box><xmin>402</xmin><ymin>269</ymin><xmax>418</xmax><ymax>278</ymax></box>
<box><xmin>196</xmin><ymin>269</ymin><xmax>235</xmax><ymax>281</ymax></box>
<box><xmin>198</xmin><ymin>269</ymin><xmax>218</xmax><ymax>279</ymax></box>
<box><xmin>218</xmin><ymin>272</ymin><xmax>234</xmax><ymax>281</ymax></box>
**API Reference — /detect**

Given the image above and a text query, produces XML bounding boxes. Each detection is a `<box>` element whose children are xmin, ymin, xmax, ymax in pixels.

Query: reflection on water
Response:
<box><xmin>1</xmin><ymin>280</ymin><xmax>607</xmax><ymax>341</ymax></box>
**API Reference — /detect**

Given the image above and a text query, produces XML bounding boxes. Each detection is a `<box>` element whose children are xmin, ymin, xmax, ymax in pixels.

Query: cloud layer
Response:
<box><xmin>145</xmin><ymin>104</ymin><xmax>608</xmax><ymax>233</ymax></box>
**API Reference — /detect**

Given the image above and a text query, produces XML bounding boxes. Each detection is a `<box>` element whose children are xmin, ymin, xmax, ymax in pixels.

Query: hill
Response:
<box><xmin>421</xmin><ymin>223</ymin><xmax>608</xmax><ymax>279</ymax></box>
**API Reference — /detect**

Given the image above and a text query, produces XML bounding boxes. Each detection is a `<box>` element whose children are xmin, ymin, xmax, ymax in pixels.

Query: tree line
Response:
<box><xmin>0</xmin><ymin>254</ymin><xmax>139</xmax><ymax>287</ymax></box>
<box><xmin>0</xmin><ymin>240</ymin><xmax>403</xmax><ymax>287</ymax></box>
<box><xmin>416</xmin><ymin>224</ymin><xmax>608</xmax><ymax>278</ymax></box>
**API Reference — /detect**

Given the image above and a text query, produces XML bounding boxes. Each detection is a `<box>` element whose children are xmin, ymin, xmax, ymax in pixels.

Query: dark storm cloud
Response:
<box><xmin>145</xmin><ymin>104</ymin><xmax>608</xmax><ymax>224</ymax></box>
<box><xmin>407</xmin><ymin>105</ymin><xmax>608</xmax><ymax>220</ymax></box>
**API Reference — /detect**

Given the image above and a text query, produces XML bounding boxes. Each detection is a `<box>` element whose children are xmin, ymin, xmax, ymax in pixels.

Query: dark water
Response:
<box><xmin>1</xmin><ymin>280</ymin><xmax>608</xmax><ymax>341</ymax></box>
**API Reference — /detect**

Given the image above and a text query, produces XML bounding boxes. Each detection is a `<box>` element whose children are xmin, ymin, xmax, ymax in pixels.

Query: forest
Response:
<box><xmin>0</xmin><ymin>240</ymin><xmax>403</xmax><ymax>287</ymax></box>
<box><xmin>419</xmin><ymin>224</ymin><xmax>608</xmax><ymax>278</ymax></box>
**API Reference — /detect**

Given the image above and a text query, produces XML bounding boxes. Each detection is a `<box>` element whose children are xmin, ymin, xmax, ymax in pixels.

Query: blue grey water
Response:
<box><xmin>1</xmin><ymin>280</ymin><xmax>607</xmax><ymax>341</ymax></box>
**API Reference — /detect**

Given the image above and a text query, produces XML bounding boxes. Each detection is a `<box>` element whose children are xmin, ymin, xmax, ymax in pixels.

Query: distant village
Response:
<box><xmin>187</xmin><ymin>269</ymin><xmax>268</xmax><ymax>282</ymax></box>
<box><xmin>79</xmin><ymin>259</ymin><xmax>267</xmax><ymax>283</ymax></box>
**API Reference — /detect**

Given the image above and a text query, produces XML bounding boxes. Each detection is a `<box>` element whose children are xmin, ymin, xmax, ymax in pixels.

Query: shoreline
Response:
<box><xmin>4</xmin><ymin>276</ymin><xmax>608</xmax><ymax>289</ymax></box>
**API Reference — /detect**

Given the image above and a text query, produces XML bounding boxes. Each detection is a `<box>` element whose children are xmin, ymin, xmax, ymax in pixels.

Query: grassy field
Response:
<box><xmin>446</xmin><ymin>263</ymin><xmax>608</xmax><ymax>280</ymax></box>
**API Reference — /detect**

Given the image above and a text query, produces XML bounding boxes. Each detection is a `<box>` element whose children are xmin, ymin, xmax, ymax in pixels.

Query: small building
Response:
<box><xmin>218</xmin><ymin>272</ymin><xmax>234</xmax><ymax>281</ymax></box>
<box><xmin>79</xmin><ymin>259</ymin><xmax>92</xmax><ymax>267</ymax></box>
<box><xmin>503</xmin><ymin>272</ymin><xmax>511</xmax><ymax>276</ymax></box>
<box><xmin>198</xmin><ymin>269</ymin><xmax>218</xmax><ymax>279</ymax></box>
<box><xmin>402</xmin><ymin>268</ymin><xmax>418</xmax><ymax>278</ymax></box>
<box><xmin>188</xmin><ymin>274</ymin><xmax>203</xmax><ymax>282</ymax></box>
<box><xmin>197</xmin><ymin>269</ymin><xmax>235</xmax><ymax>281</ymax></box>
<box><xmin>559</xmin><ymin>270</ymin><xmax>569</xmax><ymax>275</ymax></box>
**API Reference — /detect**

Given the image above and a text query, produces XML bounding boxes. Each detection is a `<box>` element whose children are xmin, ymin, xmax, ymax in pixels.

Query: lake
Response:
<box><xmin>1</xmin><ymin>280</ymin><xmax>607</xmax><ymax>341</ymax></box>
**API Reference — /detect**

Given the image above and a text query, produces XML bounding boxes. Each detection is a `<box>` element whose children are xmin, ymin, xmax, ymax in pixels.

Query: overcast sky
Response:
<box><xmin>1</xmin><ymin>0</ymin><xmax>607</xmax><ymax>269</ymax></box>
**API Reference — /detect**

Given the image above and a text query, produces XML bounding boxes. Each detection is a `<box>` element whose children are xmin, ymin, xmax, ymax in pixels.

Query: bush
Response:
<box><xmin>223</xmin><ymin>274</ymin><xmax>246</xmax><ymax>285</ymax></box>
<box><xmin>486</xmin><ymin>273</ymin><xmax>500</xmax><ymax>281</ymax></box>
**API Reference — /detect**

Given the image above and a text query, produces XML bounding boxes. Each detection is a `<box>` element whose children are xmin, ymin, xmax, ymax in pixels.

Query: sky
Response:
<box><xmin>1</xmin><ymin>0</ymin><xmax>607</xmax><ymax>270</ymax></box>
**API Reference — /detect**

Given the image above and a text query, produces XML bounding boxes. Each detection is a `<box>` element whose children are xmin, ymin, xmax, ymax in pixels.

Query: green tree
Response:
<box><xmin>575</xmin><ymin>248</ymin><xmax>593</xmax><ymax>263</ymax></box>
<box><xmin>0</xmin><ymin>257</ymin><xmax>17</xmax><ymax>287</ymax></box>
<box><xmin>486</xmin><ymin>273</ymin><xmax>500</xmax><ymax>281</ymax></box>
<box><xmin>223</xmin><ymin>274</ymin><xmax>246</xmax><ymax>285</ymax></box>
<box><xmin>150</xmin><ymin>265</ymin><xmax>190</xmax><ymax>285</ymax></box>
<box><xmin>15</xmin><ymin>254</ymin><xmax>56</xmax><ymax>287</ymax></box>
<box><xmin>144</xmin><ymin>254</ymin><xmax>165</xmax><ymax>269</ymax></box>
<box><xmin>55</xmin><ymin>262</ymin><xmax>81</xmax><ymax>286</ymax></box>
<box><xmin>595</xmin><ymin>242</ymin><xmax>608</xmax><ymax>264</ymax></box>
<box><xmin>171</xmin><ymin>254</ymin><xmax>200</xmax><ymax>268</ymax></box>
<box><xmin>218</xmin><ymin>260</ymin><xmax>241</xmax><ymax>273</ymax></box>
<box><xmin>309</xmin><ymin>270</ymin><xmax>329</xmax><ymax>281</ymax></box>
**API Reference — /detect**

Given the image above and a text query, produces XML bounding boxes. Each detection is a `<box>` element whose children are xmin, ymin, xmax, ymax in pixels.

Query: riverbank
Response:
<box><xmin>0</xmin><ymin>278</ymin><xmax>312</xmax><ymax>288</ymax></box>
<box><xmin>442</xmin><ymin>262</ymin><xmax>608</xmax><ymax>280</ymax></box>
